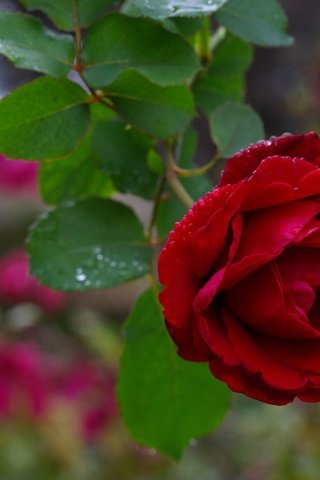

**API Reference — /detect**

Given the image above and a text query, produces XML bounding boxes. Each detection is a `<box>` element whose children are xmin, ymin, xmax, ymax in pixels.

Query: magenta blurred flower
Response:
<box><xmin>0</xmin><ymin>342</ymin><xmax>118</xmax><ymax>440</ymax></box>
<box><xmin>0</xmin><ymin>155</ymin><xmax>38</xmax><ymax>193</ymax></box>
<box><xmin>54</xmin><ymin>361</ymin><xmax>118</xmax><ymax>440</ymax></box>
<box><xmin>0</xmin><ymin>343</ymin><xmax>47</xmax><ymax>419</ymax></box>
<box><xmin>0</xmin><ymin>249</ymin><xmax>65</xmax><ymax>312</ymax></box>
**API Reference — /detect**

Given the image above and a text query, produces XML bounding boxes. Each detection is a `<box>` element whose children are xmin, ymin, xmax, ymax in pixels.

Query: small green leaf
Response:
<box><xmin>210</xmin><ymin>102</ymin><xmax>265</xmax><ymax>158</ymax></box>
<box><xmin>93</xmin><ymin>119</ymin><xmax>158</xmax><ymax>198</ymax></box>
<box><xmin>105</xmin><ymin>71</ymin><xmax>195</xmax><ymax>138</ymax></box>
<box><xmin>118</xmin><ymin>289</ymin><xmax>230</xmax><ymax>459</ymax></box>
<box><xmin>20</xmin><ymin>0</ymin><xmax>118</xmax><ymax>30</ymax></box>
<box><xmin>157</xmin><ymin>128</ymin><xmax>212</xmax><ymax>238</ymax></box>
<box><xmin>216</xmin><ymin>0</ymin><xmax>293</xmax><ymax>47</ymax></box>
<box><xmin>28</xmin><ymin>199</ymin><xmax>152</xmax><ymax>291</ymax></box>
<box><xmin>0</xmin><ymin>77</ymin><xmax>90</xmax><ymax>160</ymax></box>
<box><xmin>0</xmin><ymin>11</ymin><xmax>74</xmax><ymax>77</ymax></box>
<box><xmin>40</xmin><ymin>137</ymin><xmax>115</xmax><ymax>205</ymax></box>
<box><xmin>82</xmin><ymin>13</ymin><xmax>200</xmax><ymax>88</ymax></box>
<box><xmin>147</xmin><ymin>149</ymin><xmax>165</xmax><ymax>175</ymax></box>
<box><xmin>194</xmin><ymin>35</ymin><xmax>253</xmax><ymax>115</ymax></box>
<box><xmin>130</xmin><ymin>0</ymin><xmax>228</xmax><ymax>18</ymax></box>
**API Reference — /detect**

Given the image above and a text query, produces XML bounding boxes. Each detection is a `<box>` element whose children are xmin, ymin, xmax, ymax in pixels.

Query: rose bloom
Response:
<box><xmin>159</xmin><ymin>132</ymin><xmax>320</xmax><ymax>405</ymax></box>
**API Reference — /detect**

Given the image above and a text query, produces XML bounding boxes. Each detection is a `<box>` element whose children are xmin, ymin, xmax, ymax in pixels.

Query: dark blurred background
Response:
<box><xmin>247</xmin><ymin>0</ymin><xmax>320</xmax><ymax>136</ymax></box>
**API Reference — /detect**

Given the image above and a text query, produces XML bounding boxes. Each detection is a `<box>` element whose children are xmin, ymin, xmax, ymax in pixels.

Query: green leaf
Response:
<box><xmin>90</xmin><ymin>102</ymin><xmax>116</xmax><ymax>122</ymax></box>
<box><xmin>210</xmin><ymin>102</ymin><xmax>265</xmax><ymax>158</ymax></box>
<box><xmin>28</xmin><ymin>199</ymin><xmax>152</xmax><ymax>291</ymax></box>
<box><xmin>172</xmin><ymin>16</ymin><xmax>205</xmax><ymax>37</ymax></box>
<box><xmin>0</xmin><ymin>77</ymin><xmax>90</xmax><ymax>161</ymax></box>
<box><xmin>40</xmin><ymin>137</ymin><xmax>115</xmax><ymax>205</ymax></box>
<box><xmin>93</xmin><ymin>119</ymin><xmax>158</xmax><ymax>198</ymax></box>
<box><xmin>130</xmin><ymin>0</ymin><xmax>228</xmax><ymax>18</ymax></box>
<box><xmin>82</xmin><ymin>13</ymin><xmax>200</xmax><ymax>88</ymax></box>
<box><xmin>216</xmin><ymin>0</ymin><xmax>293</xmax><ymax>47</ymax></box>
<box><xmin>105</xmin><ymin>71</ymin><xmax>195</xmax><ymax>138</ymax></box>
<box><xmin>118</xmin><ymin>289</ymin><xmax>230</xmax><ymax>459</ymax></box>
<box><xmin>20</xmin><ymin>0</ymin><xmax>118</xmax><ymax>31</ymax></box>
<box><xmin>194</xmin><ymin>35</ymin><xmax>253</xmax><ymax>115</ymax></box>
<box><xmin>156</xmin><ymin>128</ymin><xmax>212</xmax><ymax>238</ymax></box>
<box><xmin>0</xmin><ymin>11</ymin><xmax>74</xmax><ymax>77</ymax></box>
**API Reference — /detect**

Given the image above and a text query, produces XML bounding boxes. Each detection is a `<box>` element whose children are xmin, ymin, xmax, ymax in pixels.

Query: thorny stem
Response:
<box><xmin>70</xmin><ymin>4</ymin><xmax>116</xmax><ymax>111</ymax></box>
<box><xmin>164</xmin><ymin>143</ymin><xmax>194</xmax><ymax>210</ymax></box>
<box><xmin>85</xmin><ymin>91</ymin><xmax>117</xmax><ymax>113</ymax></box>
<box><xmin>72</xmin><ymin>0</ymin><xmax>83</xmax><ymax>73</ymax></box>
<box><xmin>174</xmin><ymin>153</ymin><xmax>220</xmax><ymax>177</ymax></box>
<box><xmin>146</xmin><ymin>175</ymin><xmax>166</xmax><ymax>246</ymax></box>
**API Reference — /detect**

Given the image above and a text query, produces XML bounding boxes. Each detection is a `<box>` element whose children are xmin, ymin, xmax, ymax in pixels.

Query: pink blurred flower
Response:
<box><xmin>53</xmin><ymin>361</ymin><xmax>118</xmax><ymax>440</ymax></box>
<box><xmin>0</xmin><ymin>155</ymin><xmax>38</xmax><ymax>193</ymax></box>
<box><xmin>0</xmin><ymin>343</ymin><xmax>47</xmax><ymax>419</ymax></box>
<box><xmin>0</xmin><ymin>341</ymin><xmax>118</xmax><ymax>440</ymax></box>
<box><xmin>0</xmin><ymin>249</ymin><xmax>65</xmax><ymax>312</ymax></box>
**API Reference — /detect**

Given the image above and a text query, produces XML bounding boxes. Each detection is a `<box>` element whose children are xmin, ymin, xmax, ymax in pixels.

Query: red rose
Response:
<box><xmin>158</xmin><ymin>132</ymin><xmax>320</xmax><ymax>405</ymax></box>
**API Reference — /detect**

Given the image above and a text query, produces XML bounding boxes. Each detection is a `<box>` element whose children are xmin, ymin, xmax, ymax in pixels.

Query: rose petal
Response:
<box><xmin>159</xmin><ymin>184</ymin><xmax>237</xmax><ymax>286</ymax></box>
<box><xmin>164</xmin><ymin>317</ymin><xmax>212</xmax><ymax>362</ymax></box>
<box><xmin>298</xmin><ymin>387</ymin><xmax>320</xmax><ymax>402</ymax></box>
<box><xmin>219</xmin><ymin>132</ymin><xmax>320</xmax><ymax>186</ymax></box>
<box><xmin>256</xmin><ymin>335</ymin><xmax>320</xmax><ymax>374</ymax></box>
<box><xmin>241</xmin><ymin>156</ymin><xmax>320</xmax><ymax>211</ymax></box>
<box><xmin>224</xmin><ymin>200</ymin><xmax>320</xmax><ymax>289</ymax></box>
<box><xmin>209</xmin><ymin>357</ymin><xmax>295</xmax><ymax>405</ymax></box>
<box><xmin>197</xmin><ymin>307</ymin><xmax>240</xmax><ymax>367</ymax></box>
<box><xmin>192</xmin><ymin>186</ymin><xmax>243</xmax><ymax>277</ymax></box>
<box><xmin>159</xmin><ymin>187</ymin><xmax>240</xmax><ymax>333</ymax></box>
<box><xmin>193</xmin><ymin>213</ymin><xmax>243</xmax><ymax>312</ymax></box>
<box><xmin>223</xmin><ymin>308</ymin><xmax>306</xmax><ymax>390</ymax></box>
<box><xmin>225</xmin><ymin>262</ymin><xmax>319</xmax><ymax>338</ymax></box>
<box><xmin>277</xmin><ymin>247</ymin><xmax>320</xmax><ymax>287</ymax></box>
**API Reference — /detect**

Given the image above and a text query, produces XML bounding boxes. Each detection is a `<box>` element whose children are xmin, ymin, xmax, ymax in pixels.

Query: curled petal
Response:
<box><xmin>220</xmin><ymin>132</ymin><xmax>320</xmax><ymax>186</ymax></box>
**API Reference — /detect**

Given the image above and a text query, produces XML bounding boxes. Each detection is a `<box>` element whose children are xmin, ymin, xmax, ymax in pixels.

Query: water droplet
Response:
<box><xmin>75</xmin><ymin>268</ymin><xmax>86</xmax><ymax>282</ymax></box>
<box><xmin>76</xmin><ymin>273</ymin><xmax>86</xmax><ymax>282</ymax></box>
